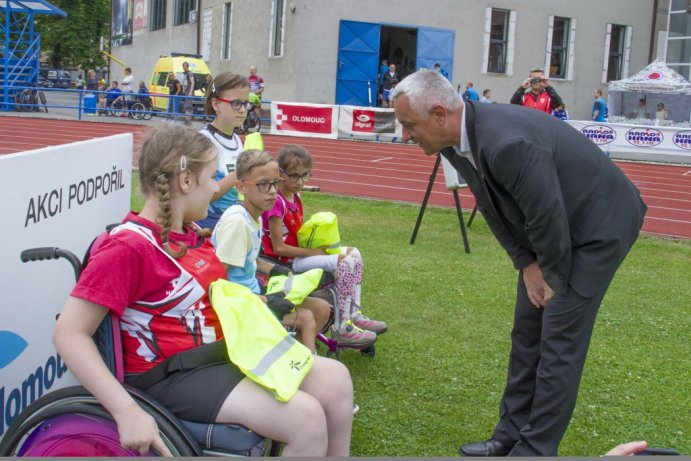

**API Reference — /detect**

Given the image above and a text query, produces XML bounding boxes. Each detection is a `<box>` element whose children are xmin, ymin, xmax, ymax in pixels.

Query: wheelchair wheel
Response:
<box><xmin>38</xmin><ymin>91</ymin><xmax>48</xmax><ymax>112</ymax></box>
<box><xmin>141</xmin><ymin>105</ymin><xmax>154</xmax><ymax>120</ymax></box>
<box><xmin>108</xmin><ymin>100</ymin><xmax>124</xmax><ymax>117</ymax></box>
<box><xmin>130</xmin><ymin>102</ymin><xmax>146</xmax><ymax>120</ymax></box>
<box><xmin>0</xmin><ymin>385</ymin><xmax>201</xmax><ymax>457</ymax></box>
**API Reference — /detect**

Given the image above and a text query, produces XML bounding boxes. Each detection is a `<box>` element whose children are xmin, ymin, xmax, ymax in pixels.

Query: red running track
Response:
<box><xmin>1</xmin><ymin>116</ymin><xmax>689</xmax><ymax>239</ymax></box>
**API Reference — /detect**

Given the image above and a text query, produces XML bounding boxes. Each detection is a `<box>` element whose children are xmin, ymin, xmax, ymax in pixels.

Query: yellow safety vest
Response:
<box><xmin>244</xmin><ymin>132</ymin><xmax>264</xmax><ymax>151</ymax></box>
<box><xmin>209</xmin><ymin>279</ymin><xmax>313</xmax><ymax>402</ymax></box>
<box><xmin>265</xmin><ymin>268</ymin><xmax>324</xmax><ymax>305</ymax></box>
<box><xmin>297</xmin><ymin>212</ymin><xmax>342</xmax><ymax>255</ymax></box>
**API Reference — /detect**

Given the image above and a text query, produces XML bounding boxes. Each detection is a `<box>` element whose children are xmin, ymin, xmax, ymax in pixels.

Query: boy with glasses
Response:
<box><xmin>212</xmin><ymin>149</ymin><xmax>330</xmax><ymax>353</ymax></box>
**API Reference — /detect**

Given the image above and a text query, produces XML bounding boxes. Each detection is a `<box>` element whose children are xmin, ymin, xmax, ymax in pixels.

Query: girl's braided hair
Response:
<box><xmin>138</xmin><ymin>124</ymin><xmax>215</xmax><ymax>258</ymax></box>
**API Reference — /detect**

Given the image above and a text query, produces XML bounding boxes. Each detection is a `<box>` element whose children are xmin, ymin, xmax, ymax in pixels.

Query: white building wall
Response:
<box><xmin>111</xmin><ymin>0</ymin><xmax>655</xmax><ymax>120</ymax></box>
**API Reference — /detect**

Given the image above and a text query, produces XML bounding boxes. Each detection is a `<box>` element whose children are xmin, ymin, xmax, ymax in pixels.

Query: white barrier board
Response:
<box><xmin>0</xmin><ymin>134</ymin><xmax>132</xmax><ymax>440</ymax></box>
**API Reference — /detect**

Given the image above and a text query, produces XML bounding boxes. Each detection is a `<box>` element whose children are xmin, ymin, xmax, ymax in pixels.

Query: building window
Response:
<box><xmin>487</xmin><ymin>8</ymin><xmax>509</xmax><ymax>73</ymax></box>
<box><xmin>174</xmin><ymin>0</ymin><xmax>196</xmax><ymax>26</ymax></box>
<box><xmin>603</xmin><ymin>24</ymin><xmax>631</xmax><ymax>82</ymax></box>
<box><xmin>549</xmin><ymin>17</ymin><xmax>570</xmax><ymax>79</ymax></box>
<box><xmin>150</xmin><ymin>0</ymin><xmax>166</xmax><ymax>31</ymax></box>
<box><xmin>222</xmin><ymin>2</ymin><xmax>233</xmax><ymax>60</ymax></box>
<box><xmin>666</xmin><ymin>2</ymin><xmax>691</xmax><ymax>80</ymax></box>
<box><xmin>270</xmin><ymin>0</ymin><xmax>285</xmax><ymax>57</ymax></box>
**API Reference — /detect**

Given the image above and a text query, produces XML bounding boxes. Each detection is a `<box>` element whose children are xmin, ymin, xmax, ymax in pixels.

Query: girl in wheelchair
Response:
<box><xmin>52</xmin><ymin>124</ymin><xmax>354</xmax><ymax>456</ymax></box>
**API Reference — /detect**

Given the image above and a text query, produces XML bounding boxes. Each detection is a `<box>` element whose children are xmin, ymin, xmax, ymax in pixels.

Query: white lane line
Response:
<box><xmin>683</xmin><ymin>170</ymin><xmax>691</xmax><ymax>176</ymax></box>
<box><xmin>371</xmin><ymin>156</ymin><xmax>394</xmax><ymax>163</ymax></box>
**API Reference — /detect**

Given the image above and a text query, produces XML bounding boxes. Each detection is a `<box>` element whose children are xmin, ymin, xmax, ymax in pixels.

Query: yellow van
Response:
<box><xmin>149</xmin><ymin>53</ymin><xmax>212</xmax><ymax>113</ymax></box>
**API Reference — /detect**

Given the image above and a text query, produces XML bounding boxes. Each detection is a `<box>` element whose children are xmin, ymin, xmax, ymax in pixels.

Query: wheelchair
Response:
<box><xmin>256</xmin><ymin>254</ymin><xmax>377</xmax><ymax>359</ymax></box>
<box><xmin>130</xmin><ymin>96</ymin><xmax>154</xmax><ymax>121</ymax></box>
<box><xmin>0</xmin><ymin>236</ymin><xmax>276</xmax><ymax>457</ymax></box>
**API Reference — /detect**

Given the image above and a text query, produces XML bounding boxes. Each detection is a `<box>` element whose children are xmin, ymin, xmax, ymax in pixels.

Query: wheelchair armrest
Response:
<box><xmin>179</xmin><ymin>419</ymin><xmax>266</xmax><ymax>455</ymax></box>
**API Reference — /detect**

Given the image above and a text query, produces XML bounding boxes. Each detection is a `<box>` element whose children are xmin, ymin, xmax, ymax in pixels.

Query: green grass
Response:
<box><xmin>131</xmin><ymin>175</ymin><xmax>691</xmax><ymax>456</ymax></box>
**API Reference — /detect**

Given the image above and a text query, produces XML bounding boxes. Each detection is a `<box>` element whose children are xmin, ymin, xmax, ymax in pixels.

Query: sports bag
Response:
<box><xmin>209</xmin><ymin>279</ymin><xmax>313</xmax><ymax>402</ymax></box>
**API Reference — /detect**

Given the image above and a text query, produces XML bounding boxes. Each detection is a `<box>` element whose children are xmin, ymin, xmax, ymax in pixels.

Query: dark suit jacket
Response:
<box><xmin>382</xmin><ymin>71</ymin><xmax>399</xmax><ymax>90</ymax></box>
<box><xmin>441</xmin><ymin>102</ymin><xmax>647</xmax><ymax>297</ymax></box>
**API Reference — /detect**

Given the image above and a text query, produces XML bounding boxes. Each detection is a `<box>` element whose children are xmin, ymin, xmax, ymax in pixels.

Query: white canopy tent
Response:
<box><xmin>608</xmin><ymin>59</ymin><xmax>691</xmax><ymax>124</ymax></box>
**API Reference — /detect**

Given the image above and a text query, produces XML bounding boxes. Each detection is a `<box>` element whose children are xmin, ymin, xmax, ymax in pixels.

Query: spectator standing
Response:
<box><xmin>248</xmin><ymin>65</ymin><xmax>265</xmax><ymax>99</ymax></box>
<box><xmin>592</xmin><ymin>89</ymin><xmax>607</xmax><ymax>122</ymax></box>
<box><xmin>378</xmin><ymin>59</ymin><xmax>389</xmax><ymax>105</ymax></box>
<box><xmin>166</xmin><ymin>71</ymin><xmax>182</xmax><ymax>121</ymax></box>
<box><xmin>433</xmin><ymin>62</ymin><xmax>449</xmax><ymax>80</ymax></box>
<box><xmin>510</xmin><ymin>68</ymin><xmax>562</xmax><ymax>114</ymax></box>
<box><xmin>181</xmin><ymin>62</ymin><xmax>196</xmax><ymax>125</ymax></box>
<box><xmin>480</xmin><ymin>89</ymin><xmax>492</xmax><ymax>104</ymax></box>
<box><xmin>86</xmin><ymin>69</ymin><xmax>98</xmax><ymax>91</ymax></box>
<box><xmin>462</xmin><ymin>82</ymin><xmax>479</xmax><ymax>102</ymax></box>
<box><xmin>552</xmin><ymin>103</ymin><xmax>570</xmax><ymax>121</ymax></box>
<box><xmin>121</xmin><ymin>67</ymin><xmax>134</xmax><ymax>94</ymax></box>
<box><xmin>381</xmin><ymin>64</ymin><xmax>399</xmax><ymax>107</ymax></box>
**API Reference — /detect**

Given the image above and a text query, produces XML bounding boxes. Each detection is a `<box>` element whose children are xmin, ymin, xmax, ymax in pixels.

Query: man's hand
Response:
<box><xmin>522</xmin><ymin>78</ymin><xmax>531</xmax><ymax>89</ymax></box>
<box><xmin>541</xmin><ymin>77</ymin><xmax>550</xmax><ymax>88</ymax></box>
<box><xmin>522</xmin><ymin>262</ymin><xmax>555</xmax><ymax>308</ymax></box>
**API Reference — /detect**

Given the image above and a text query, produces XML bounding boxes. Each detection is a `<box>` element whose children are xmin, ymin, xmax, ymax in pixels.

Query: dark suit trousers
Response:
<box><xmin>491</xmin><ymin>273</ymin><xmax>609</xmax><ymax>456</ymax></box>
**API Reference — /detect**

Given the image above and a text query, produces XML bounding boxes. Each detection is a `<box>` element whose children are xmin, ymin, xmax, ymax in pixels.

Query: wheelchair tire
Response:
<box><xmin>38</xmin><ymin>91</ymin><xmax>48</xmax><ymax>112</ymax></box>
<box><xmin>130</xmin><ymin>102</ymin><xmax>146</xmax><ymax>120</ymax></box>
<box><xmin>108</xmin><ymin>100</ymin><xmax>124</xmax><ymax>117</ymax></box>
<box><xmin>0</xmin><ymin>385</ymin><xmax>201</xmax><ymax>457</ymax></box>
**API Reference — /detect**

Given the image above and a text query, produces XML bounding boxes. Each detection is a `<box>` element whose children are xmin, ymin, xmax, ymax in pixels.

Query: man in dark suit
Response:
<box><xmin>390</xmin><ymin>70</ymin><xmax>647</xmax><ymax>456</ymax></box>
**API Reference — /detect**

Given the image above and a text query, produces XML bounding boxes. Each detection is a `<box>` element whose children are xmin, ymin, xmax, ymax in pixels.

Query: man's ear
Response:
<box><xmin>430</xmin><ymin>104</ymin><xmax>448</xmax><ymax>126</ymax></box>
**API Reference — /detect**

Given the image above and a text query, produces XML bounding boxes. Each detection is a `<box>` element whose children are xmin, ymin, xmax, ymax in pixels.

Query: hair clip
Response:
<box><xmin>157</xmin><ymin>172</ymin><xmax>167</xmax><ymax>182</ymax></box>
<box><xmin>211</xmin><ymin>82</ymin><xmax>216</xmax><ymax>94</ymax></box>
<box><xmin>180</xmin><ymin>155</ymin><xmax>187</xmax><ymax>172</ymax></box>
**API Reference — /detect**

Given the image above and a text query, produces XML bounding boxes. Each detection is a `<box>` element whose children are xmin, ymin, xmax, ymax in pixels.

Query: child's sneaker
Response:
<box><xmin>335</xmin><ymin>320</ymin><xmax>376</xmax><ymax>347</ymax></box>
<box><xmin>353</xmin><ymin>403</ymin><xmax>360</xmax><ymax>415</ymax></box>
<box><xmin>352</xmin><ymin>310</ymin><xmax>388</xmax><ymax>335</ymax></box>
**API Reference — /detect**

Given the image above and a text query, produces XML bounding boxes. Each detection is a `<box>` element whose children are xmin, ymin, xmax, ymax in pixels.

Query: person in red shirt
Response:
<box><xmin>510</xmin><ymin>68</ymin><xmax>563</xmax><ymax>114</ymax></box>
<box><xmin>52</xmin><ymin>124</ymin><xmax>354</xmax><ymax>457</ymax></box>
<box><xmin>248</xmin><ymin>65</ymin><xmax>264</xmax><ymax>99</ymax></box>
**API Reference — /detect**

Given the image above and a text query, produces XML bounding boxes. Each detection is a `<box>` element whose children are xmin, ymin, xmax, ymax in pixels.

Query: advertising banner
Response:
<box><xmin>337</xmin><ymin>105</ymin><xmax>403</xmax><ymax>142</ymax></box>
<box><xmin>270</xmin><ymin>102</ymin><xmax>338</xmax><ymax>139</ymax></box>
<box><xmin>0</xmin><ymin>135</ymin><xmax>132</xmax><ymax>441</ymax></box>
<box><xmin>566</xmin><ymin>120</ymin><xmax>691</xmax><ymax>160</ymax></box>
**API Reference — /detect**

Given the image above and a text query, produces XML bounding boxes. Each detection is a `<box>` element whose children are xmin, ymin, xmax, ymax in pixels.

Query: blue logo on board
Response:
<box><xmin>0</xmin><ymin>331</ymin><xmax>28</xmax><ymax>369</ymax></box>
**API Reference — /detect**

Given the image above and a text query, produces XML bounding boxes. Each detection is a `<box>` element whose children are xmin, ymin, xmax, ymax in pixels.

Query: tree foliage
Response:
<box><xmin>34</xmin><ymin>0</ymin><xmax>110</xmax><ymax>69</ymax></box>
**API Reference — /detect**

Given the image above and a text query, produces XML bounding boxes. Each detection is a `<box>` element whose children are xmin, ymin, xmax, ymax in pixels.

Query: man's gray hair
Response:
<box><xmin>390</xmin><ymin>69</ymin><xmax>462</xmax><ymax>116</ymax></box>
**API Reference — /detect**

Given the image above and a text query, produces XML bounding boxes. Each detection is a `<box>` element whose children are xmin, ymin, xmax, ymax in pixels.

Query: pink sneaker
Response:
<box><xmin>335</xmin><ymin>321</ymin><xmax>376</xmax><ymax>347</ymax></box>
<box><xmin>352</xmin><ymin>310</ymin><xmax>388</xmax><ymax>335</ymax></box>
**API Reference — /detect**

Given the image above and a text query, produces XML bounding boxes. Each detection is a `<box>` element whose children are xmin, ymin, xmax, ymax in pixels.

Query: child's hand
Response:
<box><xmin>114</xmin><ymin>405</ymin><xmax>172</xmax><ymax>456</ymax></box>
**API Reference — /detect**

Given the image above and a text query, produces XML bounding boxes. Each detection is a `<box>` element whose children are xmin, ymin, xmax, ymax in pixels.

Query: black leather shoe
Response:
<box><xmin>459</xmin><ymin>439</ymin><xmax>512</xmax><ymax>457</ymax></box>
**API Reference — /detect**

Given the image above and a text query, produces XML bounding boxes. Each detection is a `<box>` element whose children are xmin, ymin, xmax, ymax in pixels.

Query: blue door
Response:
<box><xmin>416</xmin><ymin>27</ymin><xmax>455</xmax><ymax>82</ymax></box>
<box><xmin>336</xmin><ymin>20</ymin><xmax>380</xmax><ymax>106</ymax></box>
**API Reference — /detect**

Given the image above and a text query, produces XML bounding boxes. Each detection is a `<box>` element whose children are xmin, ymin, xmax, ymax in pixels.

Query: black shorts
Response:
<box><xmin>142</xmin><ymin>361</ymin><xmax>245</xmax><ymax>423</ymax></box>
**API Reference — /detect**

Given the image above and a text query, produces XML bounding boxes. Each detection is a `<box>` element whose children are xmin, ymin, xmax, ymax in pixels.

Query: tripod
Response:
<box><xmin>410</xmin><ymin>154</ymin><xmax>474</xmax><ymax>253</ymax></box>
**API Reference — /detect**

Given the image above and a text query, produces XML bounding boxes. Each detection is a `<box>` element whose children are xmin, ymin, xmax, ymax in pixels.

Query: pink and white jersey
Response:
<box><xmin>72</xmin><ymin>213</ymin><xmax>227</xmax><ymax>374</ymax></box>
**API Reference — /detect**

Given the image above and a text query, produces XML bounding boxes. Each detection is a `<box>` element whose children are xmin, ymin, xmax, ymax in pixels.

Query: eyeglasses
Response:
<box><xmin>281</xmin><ymin>169</ymin><xmax>311</xmax><ymax>183</ymax></box>
<box><xmin>215</xmin><ymin>97</ymin><xmax>253</xmax><ymax>111</ymax></box>
<box><xmin>242</xmin><ymin>179</ymin><xmax>284</xmax><ymax>193</ymax></box>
